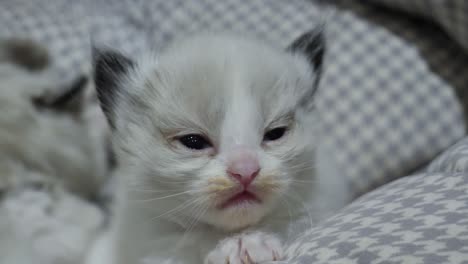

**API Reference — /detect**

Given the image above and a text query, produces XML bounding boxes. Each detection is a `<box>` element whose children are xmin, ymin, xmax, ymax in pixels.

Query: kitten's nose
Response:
<box><xmin>226</xmin><ymin>146</ymin><xmax>260</xmax><ymax>188</ymax></box>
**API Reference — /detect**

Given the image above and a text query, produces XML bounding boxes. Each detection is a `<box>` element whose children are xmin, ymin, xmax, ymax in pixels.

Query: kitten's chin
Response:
<box><xmin>205</xmin><ymin>202</ymin><xmax>272</xmax><ymax>231</ymax></box>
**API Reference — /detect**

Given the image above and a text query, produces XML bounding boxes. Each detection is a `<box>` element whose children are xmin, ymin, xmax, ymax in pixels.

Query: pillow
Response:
<box><xmin>282</xmin><ymin>169</ymin><xmax>468</xmax><ymax>263</ymax></box>
<box><xmin>317</xmin><ymin>1</ymin><xmax>467</xmax><ymax>194</ymax></box>
<box><xmin>275</xmin><ymin>138</ymin><xmax>468</xmax><ymax>263</ymax></box>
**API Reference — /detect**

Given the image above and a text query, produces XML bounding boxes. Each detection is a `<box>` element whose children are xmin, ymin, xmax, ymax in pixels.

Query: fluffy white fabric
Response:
<box><xmin>0</xmin><ymin>39</ymin><xmax>111</xmax><ymax>264</ymax></box>
<box><xmin>0</xmin><ymin>187</ymin><xmax>103</xmax><ymax>264</ymax></box>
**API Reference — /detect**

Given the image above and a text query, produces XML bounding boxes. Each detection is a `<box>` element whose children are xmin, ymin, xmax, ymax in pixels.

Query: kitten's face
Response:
<box><xmin>96</xmin><ymin>32</ymin><xmax>323</xmax><ymax>231</ymax></box>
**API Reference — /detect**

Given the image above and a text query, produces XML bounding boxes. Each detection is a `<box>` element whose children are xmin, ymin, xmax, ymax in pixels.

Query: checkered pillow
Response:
<box><xmin>1</xmin><ymin>0</ymin><xmax>467</xmax><ymax>195</ymax></box>
<box><xmin>316</xmin><ymin>1</ymin><xmax>468</xmax><ymax>194</ymax></box>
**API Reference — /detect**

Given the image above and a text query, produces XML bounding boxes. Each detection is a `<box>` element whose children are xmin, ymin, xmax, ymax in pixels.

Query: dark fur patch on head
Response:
<box><xmin>93</xmin><ymin>48</ymin><xmax>134</xmax><ymax>128</ymax></box>
<box><xmin>288</xmin><ymin>28</ymin><xmax>325</xmax><ymax>72</ymax></box>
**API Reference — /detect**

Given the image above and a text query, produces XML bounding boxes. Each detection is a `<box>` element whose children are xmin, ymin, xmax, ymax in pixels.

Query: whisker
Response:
<box><xmin>150</xmin><ymin>197</ymin><xmax>202</xmax><ymax>221</ymax></box>
<box><xmin>289</xmin><ymin>179</ymin><xmax>319</xmax><ymax>183</ymax></box>
<box><xmin>280</xmin><ymin>191</ymin><xmax>314</xmax><ymax>232</ymax></box>
<box><xmin>174</xmin><ymin>200</ymin><xmax>210</xmax><ymax>253</ymax></box>
<box><xmin>276</xmin><ymin>195</ymin><xmax>294</xmax><ymax>247</ymax></box>
<box><xmin>272</xmin><ymin>179</ymin><xmax>319</xmax><ymax>185</ymax></box>
<box><xmin>129</xmin><ymin>188</ymin><xmax>185</xmax><ymax>193</ymax></box>
<box><xmin>134</xmin><ymin>190</ymin><xmax>194</xmax><ymax>202</ymax></box>
<box><xmin>287</xmin><ymin>162</ymin><xmax>315</xmax><ymax>169</ymax></box>
<box><xmin>147</xmin><ymin>178</ymin><xmax>195</xmax><ymax>184</ymax></box>
<box><xmin>287</xmin><ymin>181</ymin><xmax>345</xmax><ymax>188</ymax></box>
<box><xmin>286</xmin><ymin>165</ymin><xmax>317</xmax><ymax>174</ymax></box>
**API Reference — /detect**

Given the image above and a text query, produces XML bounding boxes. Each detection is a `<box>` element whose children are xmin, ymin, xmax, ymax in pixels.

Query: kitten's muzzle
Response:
<box><xmin>226</xmin><ymin>145</ymin><xmax>260</xmax><ymax>189</ymax></box>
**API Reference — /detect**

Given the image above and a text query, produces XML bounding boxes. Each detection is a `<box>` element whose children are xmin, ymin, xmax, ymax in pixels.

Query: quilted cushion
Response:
<box><xmin>1</xmin><ymin>0</ymin><xmax>467</xmax><ymax>196</ymax></box>
<box><xmin>277</xmin><ymin>137</ymin><xmax>468</xmax><ymax>263</ymax></box>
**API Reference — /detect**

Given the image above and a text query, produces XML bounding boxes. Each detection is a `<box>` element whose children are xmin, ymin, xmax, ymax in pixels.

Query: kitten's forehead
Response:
<box><xmin>141</xmin><ymin>35</ymin><xmax>313</xmax><ymax>135</ymax></box>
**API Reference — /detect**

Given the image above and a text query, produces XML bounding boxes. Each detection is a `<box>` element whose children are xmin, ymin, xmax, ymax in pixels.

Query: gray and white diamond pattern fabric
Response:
<box><xmin>317</xmin><ymin>1</ymin><xmax>468</xmax><ymax>194</ymax></box>
<box><xmin>1</xmin><ymin>0</ymin><xmax>467</xmax><ymax>195</ymax></box>
<box><xmin>280</xmin><ymin>166</ymin><xmax>468</xmax><ymax>263</ymax></box>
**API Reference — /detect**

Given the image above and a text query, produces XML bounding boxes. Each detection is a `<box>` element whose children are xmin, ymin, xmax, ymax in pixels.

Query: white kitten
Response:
<box><xmin>90</xmin><ymin>30</ymin><xmax>349</xmax><ymax>264</ymax></box>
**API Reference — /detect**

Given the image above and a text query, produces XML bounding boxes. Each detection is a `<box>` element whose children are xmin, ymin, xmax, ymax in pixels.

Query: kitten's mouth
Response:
<box><xmin>219</xmin><ymin>191</ymin><xmax>261</xmax><ymax>209</ymax></box>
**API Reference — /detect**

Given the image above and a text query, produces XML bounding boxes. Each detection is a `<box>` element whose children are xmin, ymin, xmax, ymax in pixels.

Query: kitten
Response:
<box><xmin>90</xmin><ymin>30</ymin><xmax>349</xmax><ymax>264</ymax></box>
<box><xmin>0</xmin><ymin>38</ymin><xmax>109</xmax><ymax>198</ymax></box>
<box><xmin>0</xmin><ymin>38</ymin><xmax>112</xmax><ymax>264</ymax></box>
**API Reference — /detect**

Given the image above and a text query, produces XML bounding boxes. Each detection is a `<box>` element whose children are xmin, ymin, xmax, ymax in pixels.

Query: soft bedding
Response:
<box><xmin>276</xmin><ymin>137</ymin><xmax>468</xmax><ymax>263</ymax></box>
<box><xmin>0</xmin><ymin>0</ymin><xmax>467</xmax><ymax>263</ymax></box>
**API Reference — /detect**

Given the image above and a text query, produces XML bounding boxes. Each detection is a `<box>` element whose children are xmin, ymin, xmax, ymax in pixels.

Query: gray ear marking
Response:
<box><xmin>93</xmin><ymin>47</ymin><xmax>134</xmax><ymax>128</ymax></box>
<box><xmin>287</xmin><ymin>27</ymin><xmax>325</xmax><ymax>73</ymax></box>
<box><xmin>288</xmin><ymin>27</ymin><xmax>326</xmax><ymax>111</ymax></box>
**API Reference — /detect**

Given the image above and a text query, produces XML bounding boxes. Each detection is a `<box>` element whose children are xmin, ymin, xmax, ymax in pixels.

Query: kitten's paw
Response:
<box><xmin>204</xmin><ymin>232</ymin><xmax>283</xmax><ymax>264</ymax></box>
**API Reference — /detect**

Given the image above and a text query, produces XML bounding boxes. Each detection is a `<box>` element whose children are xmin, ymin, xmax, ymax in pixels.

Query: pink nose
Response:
<box><xmin>226</xmin><ymin>146</ymin><xmax>261</xmax><ymax>188</ymax></box>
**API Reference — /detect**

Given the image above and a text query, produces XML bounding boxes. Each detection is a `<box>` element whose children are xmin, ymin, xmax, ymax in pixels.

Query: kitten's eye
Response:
<box><xmin>263</xmin><ymin>127</ymin><xmax>287</xmax><ymax>142</ymax></box>
<box><xmin>178</xmin><ymin>134</ymin><xmax>212</xmax><ymax>150</ymax></box>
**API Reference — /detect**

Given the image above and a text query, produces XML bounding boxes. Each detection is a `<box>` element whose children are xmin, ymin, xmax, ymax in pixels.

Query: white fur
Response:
<box><xmin>205</xmin><ymin>232</ymin><xmax>283</xmax><ymax>264</ymax></box>
<box><xmin>89</xmin><ymin>34</ymin><xmax>350</xmax><ymax>264</ymax></box>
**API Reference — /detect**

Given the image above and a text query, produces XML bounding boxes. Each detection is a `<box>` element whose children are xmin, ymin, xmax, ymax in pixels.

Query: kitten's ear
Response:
<box><xmin>287</xmin><ymin>28</ymin><xmax>325</xmax><ymax>110</ymax></box>
<box><xmin>93</xmin><ymin>48</ymin><xmax>135</xmax><ymax>128</ymax></box>
<box><xmin>287</xmin><ymin>28</ymin><xmax>325</xmax><ymax>73</ymax></box>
